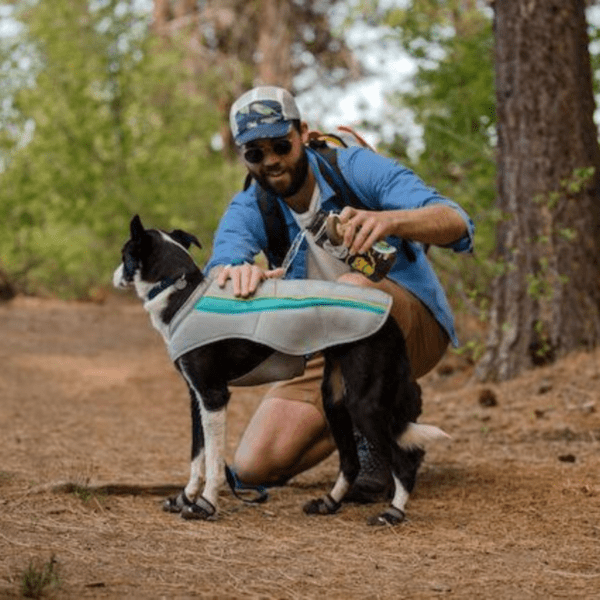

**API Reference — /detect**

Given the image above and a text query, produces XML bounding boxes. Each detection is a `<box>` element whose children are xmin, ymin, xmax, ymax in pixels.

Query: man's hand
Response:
<box><xmin>337</xmin><ymin>204</ymin><xmax>468</xmax><ymax>252</ymax></box>
<box><xmin>217</xmin><ymin>263</ymin><xmax>285</xmax><ymax>297</ymax></box>
<box><xmin>337</xmin><ymin>207</ymin><xmax>394</xmax><ymax>255</ymax></box>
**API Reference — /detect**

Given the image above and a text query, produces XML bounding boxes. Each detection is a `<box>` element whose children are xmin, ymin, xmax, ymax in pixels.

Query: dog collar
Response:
<box><xmin>147</xmin><ymin>276</ymin><xmax>187</xmax><ymax>300</ymax></box>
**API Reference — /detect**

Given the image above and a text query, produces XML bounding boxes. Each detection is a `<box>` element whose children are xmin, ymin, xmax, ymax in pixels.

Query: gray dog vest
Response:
<box><xmin>167</xmin><ymin>278</ymin><xmax>392</xmax><ymax>386</ymax></box>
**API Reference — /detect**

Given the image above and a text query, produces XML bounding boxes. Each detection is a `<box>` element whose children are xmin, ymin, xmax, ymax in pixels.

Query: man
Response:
<box><xmin>205</xmin><ymin>86</ymin><xmax>474</xmax><ymax>500</ymax></box>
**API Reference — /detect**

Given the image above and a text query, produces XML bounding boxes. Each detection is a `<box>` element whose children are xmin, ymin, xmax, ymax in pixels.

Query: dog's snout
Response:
<box><xmin>112</xmin><ymin>264</ymin><xmax>129</xmax><ymax>289</ymax></box>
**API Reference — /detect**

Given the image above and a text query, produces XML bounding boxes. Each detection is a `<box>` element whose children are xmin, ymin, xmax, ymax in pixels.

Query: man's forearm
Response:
<box><xmin>389</xmin><ymin>205</ymin><xmax>468</xmax><ymax>246</ymax></box>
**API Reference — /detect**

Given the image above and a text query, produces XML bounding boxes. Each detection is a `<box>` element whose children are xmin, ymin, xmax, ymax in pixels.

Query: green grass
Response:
<box><xmin>20</xmin><ymin>555</ymin><xmax>60</xmax><ymax>598</ymax></box>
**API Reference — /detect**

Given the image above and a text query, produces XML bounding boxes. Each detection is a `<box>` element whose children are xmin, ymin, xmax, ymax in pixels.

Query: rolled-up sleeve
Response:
<box><xmin>340</xmin><ymin>148</ymin><xmax>475</xmax><ymax>254</ymax></box>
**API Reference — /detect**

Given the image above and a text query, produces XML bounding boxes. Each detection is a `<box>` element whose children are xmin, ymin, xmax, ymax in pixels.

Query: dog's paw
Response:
<box><xmin>180</xmin><ymin>496</ymin><xmax>217</xmax><ymax>521</ymax></box>
<box><xmin>163</xmin><ymin>491</ymin><xmax>193</xmax><ymax>514</ymax></box>
<box><xmin>367</xmin><ymin>506</ymin><xmax>406</xmax><ymax>526</ymax></box>
<box><xmin>303</xmin><ymin>494</ymin><xmax>341</xmax><ymax>516</ymax></box>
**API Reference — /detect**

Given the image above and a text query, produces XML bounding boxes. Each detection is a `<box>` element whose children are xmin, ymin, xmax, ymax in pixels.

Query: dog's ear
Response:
<box><xmin>130</xmin><ymin>215</ymin><xmax>146</xmax><ymax>241</ymax></box>
<box><xmin>169</xmin><ymin>229</ymin><xmax>202</xmax><ymax>250</ymax></box>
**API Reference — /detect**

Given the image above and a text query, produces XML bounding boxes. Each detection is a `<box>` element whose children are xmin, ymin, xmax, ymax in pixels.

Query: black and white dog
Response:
<box><xmin>113</xmin><ymin>215</ymin><xmax>448</xmax><ymax>526</ymax></box>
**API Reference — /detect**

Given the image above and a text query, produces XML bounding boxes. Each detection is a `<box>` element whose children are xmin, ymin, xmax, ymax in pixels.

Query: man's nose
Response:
<box><xmin>262</xmin><ymin>148</ymin><xmax>281</xmax><ymax>165</ymax></box>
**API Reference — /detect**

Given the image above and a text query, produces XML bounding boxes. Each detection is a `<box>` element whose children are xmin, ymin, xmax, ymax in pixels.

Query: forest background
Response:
<box><xmin>1</xmin><ymin>0</ymin><xmax>599</xmax><ymax>372</ymax></box>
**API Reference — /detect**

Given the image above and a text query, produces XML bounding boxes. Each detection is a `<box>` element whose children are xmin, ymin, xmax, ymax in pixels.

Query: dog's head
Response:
<box><xmin>113</xmin><ymin>215</ymin><xmax>202</xmax><ymax>300</ymax></box>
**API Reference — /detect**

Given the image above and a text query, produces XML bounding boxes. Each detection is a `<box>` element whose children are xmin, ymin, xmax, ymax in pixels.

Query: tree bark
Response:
<box><xmin>255</xmin><ymin>0</ymin><xmax>293</xmax><ymax>87</ymax></box>
<box><xmin>476</xmin><ymin>0</ymin><xmax>600</xmax><ymax>381</ymax></box>
<box><xmin>0</xmin><ymin>266</ymin><xmax>15</xmax><ymax>301</ymax></box>
<box><xmin>152</xmin><ymin>0</ymin><xmax>171</xmax><ymax>31</ymax></box>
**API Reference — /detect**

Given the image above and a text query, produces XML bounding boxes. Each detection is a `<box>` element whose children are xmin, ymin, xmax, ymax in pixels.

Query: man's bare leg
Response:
<box><xmin>233</xmin><ymin>396</ymin><xmax>336</xmax><ymax>486</ymax></box>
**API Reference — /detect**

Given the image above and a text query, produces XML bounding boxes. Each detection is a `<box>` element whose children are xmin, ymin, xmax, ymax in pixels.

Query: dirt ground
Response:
<box><xmin>1</xmin><ymin>294</ymin><xmax>599</xmax><ymax>599</ymax></box>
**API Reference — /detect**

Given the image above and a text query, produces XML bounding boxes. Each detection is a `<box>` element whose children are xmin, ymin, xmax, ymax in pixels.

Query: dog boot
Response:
<box><xmin>344</xmin><ymin>430</ymin><xmax>394</xmax><ymax>504</ymax></box>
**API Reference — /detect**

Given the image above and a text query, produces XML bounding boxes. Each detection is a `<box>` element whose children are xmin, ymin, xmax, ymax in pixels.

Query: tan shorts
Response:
<box><xmin>264</xmin><ymin>278</ymin><xmax>449</xmax><ymax>415</ymax></box>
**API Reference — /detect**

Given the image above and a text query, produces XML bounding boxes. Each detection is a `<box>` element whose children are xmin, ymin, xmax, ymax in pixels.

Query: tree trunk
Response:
<box><xmin>152</xmin><ymin>0</ymin><xmax>171</xmax><ymax>31</ymax></box>
<box><xmin>476</xmin><ymin>0</ymin><xmax>600</xmax><ymax>381</ymax></box>
<box><xmin>255</xmin><ymin>0</ymin><xmax>293</xmax><ymax>87</ymax></box>
<box><xmin>0</xmin><ymin>266</ymin><xmax>15</xmax><ymax>301</ymax></box>
<box><xmin>173</xmin><ymin>0</ymin><xmax>197</xmax><ymax>19</ymax></box>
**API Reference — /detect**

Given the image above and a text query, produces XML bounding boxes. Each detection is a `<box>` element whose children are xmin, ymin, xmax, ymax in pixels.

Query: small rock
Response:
<box><xmin>558</xmin><ymin>454</ymin><xmax>576</xmax><ymax>463</ymax></box>
<box><xmin>478</xmin><ymin>388</ymin><xmax>498</xmax><ymax>407</ymax></box>
<box><xmin>437</xmin><ymin>363</ymin><xmax>455</xmax><ymax>376</ymax></box>
<box><xmin>430</xmin><ymin>582</ymin><xmax>452</xmax><ymax>593</ymax></box>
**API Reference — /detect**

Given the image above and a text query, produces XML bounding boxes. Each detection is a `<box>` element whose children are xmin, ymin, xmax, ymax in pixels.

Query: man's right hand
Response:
<box><xmin>216</xmin><ymin>263</ymin><xmax>285</xmax><ymax>298</ymax></box>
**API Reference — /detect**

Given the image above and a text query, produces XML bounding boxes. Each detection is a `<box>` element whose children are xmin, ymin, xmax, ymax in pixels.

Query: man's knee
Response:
<box><xmin>233</xmin><ymin>397</ymin><xmax>328</xmax><ymax>484</ymax></box>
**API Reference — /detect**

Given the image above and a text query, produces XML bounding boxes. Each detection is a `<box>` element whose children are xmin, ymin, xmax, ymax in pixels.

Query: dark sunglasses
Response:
<box><xmin>243</xmin><ymin>139</ymin><xmax>293</xmax><ymax>164</ymax></box>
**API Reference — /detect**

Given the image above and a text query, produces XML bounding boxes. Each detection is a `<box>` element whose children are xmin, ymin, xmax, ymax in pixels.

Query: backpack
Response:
<box><xmin>244</xmin><ymin>129</ymin><xmax>417</xmax><ymax>269</ymax></box>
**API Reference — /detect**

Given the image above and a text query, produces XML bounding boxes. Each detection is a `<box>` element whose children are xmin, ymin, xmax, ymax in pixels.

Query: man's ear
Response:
<box><xmin>300</xmin><ymin>121</ymin><xmax>311</xmax><ymax>144</ymax></box>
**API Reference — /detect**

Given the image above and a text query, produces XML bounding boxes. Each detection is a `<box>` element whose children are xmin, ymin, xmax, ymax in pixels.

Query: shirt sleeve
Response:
<box><xmin>339</xmin><ymin>147</ymin><xmax>475</xmax><ymax>253</ymax></box>
<box><xmin>204</xmin><ymin>190</ymin><xmax>268</xmax><ymax>272</ymax></box>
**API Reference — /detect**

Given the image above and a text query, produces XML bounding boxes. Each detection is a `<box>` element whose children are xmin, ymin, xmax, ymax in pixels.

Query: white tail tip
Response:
<box><xmin>397</xmin><ymin>423</ymin><xmax>451</xmax><ymax>450</ymax></box>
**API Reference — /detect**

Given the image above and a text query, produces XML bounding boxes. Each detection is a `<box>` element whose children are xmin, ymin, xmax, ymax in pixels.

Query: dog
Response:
<box><xmin>113</xmin><ymin>215</ymin><xmax>448</xmax><ymax>526</ymax></box>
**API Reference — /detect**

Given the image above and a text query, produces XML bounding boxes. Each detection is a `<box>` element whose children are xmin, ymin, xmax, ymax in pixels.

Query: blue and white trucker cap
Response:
<box><xmin>230</xmin><ymin>86</ymin><xmax>301</xmax><ymax>146</ymax></box>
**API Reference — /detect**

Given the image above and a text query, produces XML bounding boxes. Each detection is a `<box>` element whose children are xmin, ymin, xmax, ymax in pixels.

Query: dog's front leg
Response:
<box><xmin>185</xmin><ymin>379</ymin><xmax>206</xmax><ymax>500</ymax></box>
<box><xmin>178</xmin><ymin>365</ymin><xmax>229</xmax><ymax>520</ymax></box>
<box><xmin>163</xmin><ymin>377</ymin><xmax>206</xmax><ymax>514</ymax></box>
<box><xmin>198</xmin><ymin>401</ymin><xmax>227</xmax><ymax>506</ymax></box>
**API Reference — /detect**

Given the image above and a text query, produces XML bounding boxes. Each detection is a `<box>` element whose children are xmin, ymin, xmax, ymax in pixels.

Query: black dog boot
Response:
<box><xmin>344</xmin><ymin>430</ymin><xmax>394</xmax><ymax>503</ymax></box>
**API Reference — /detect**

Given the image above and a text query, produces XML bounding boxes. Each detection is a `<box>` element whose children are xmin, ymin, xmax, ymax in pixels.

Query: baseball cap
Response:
<box><xmin>230</xmin><ymin>86</ymin><xmax>301</xmax><ymax>146</ymax></box>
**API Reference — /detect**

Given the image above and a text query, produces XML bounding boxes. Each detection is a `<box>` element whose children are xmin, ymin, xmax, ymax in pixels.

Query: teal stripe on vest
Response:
<box><xmin>194</xmin><ymin>295</ymin><xmax>388</xmax><ymax>315</ymax></box>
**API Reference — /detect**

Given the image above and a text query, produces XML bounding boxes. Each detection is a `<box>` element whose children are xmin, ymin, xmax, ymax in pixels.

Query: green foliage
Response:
<box><xmin>561</xmin><ymin>166</ymin><xmax>595</xmax><ymax>194</ymax></box>
<box><xmin>70</xmin><ymin>482</ymin><xmax>104</xmax><ymax>504</ymax></box>
<box><xmin>522</xmin><ymin>165</ymin><xmax>597</xmax><ymax>303</ymax></box>
<box><xmin>0</xmin><ymin>0</ymin><xmax>241</xmax><ymax>297</ymax></box>
<box><xmin>369</xmin><ymin>1</ymin><xmax>497</xmax><ymax>314</ymax></box>
<box><xmin>20</xmin><ymin>555</ymin><xmax>60</xmax><ymax>598</ymax></box>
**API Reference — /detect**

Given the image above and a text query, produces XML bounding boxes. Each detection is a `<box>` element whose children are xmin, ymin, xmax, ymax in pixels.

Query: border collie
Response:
<box><xmin>113</xmin><ymin>215</ymin><xmax>448</xmax><ymax>526</ymax></box>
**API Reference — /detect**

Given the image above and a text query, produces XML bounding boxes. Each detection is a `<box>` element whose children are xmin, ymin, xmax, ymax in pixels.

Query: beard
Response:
<box><xmin>254</xmin><ymin>148</ymin><xmax>309</xmax><ymax>198</ymax></box>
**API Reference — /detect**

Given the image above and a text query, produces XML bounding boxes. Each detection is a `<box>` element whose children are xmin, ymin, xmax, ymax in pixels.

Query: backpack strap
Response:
<box><xmin>310</xmin><ymin>143</ymin><xmax>368</xmax><ymax>211</ymax></box>
<box><xmin>255</xmin><ymin>185</ymin><xmax>290</xmax><ymax>269</ymax></box>
<box><xmin>245</xmin><ymin>172</ymin><xmax>291</xmax><ymax>269</ymax></box>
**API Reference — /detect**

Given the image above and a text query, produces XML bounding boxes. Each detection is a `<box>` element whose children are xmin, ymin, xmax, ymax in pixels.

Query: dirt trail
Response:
<box><xmin>1</xmin><ymin>295</ymin><xmax>599</xmax><ymax>599</ymax></box>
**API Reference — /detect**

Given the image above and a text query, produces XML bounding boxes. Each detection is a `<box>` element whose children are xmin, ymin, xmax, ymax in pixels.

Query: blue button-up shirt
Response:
<box><xmin>205</xmin><ymin>146</ymin><xmax>475</xmax><ymax>346</ymax></box>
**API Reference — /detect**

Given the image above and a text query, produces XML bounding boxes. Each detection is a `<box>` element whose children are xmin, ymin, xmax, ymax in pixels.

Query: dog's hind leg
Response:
<box><xmin>368</xmin><ymin>421</ymin><xmax>449</xmax><ymax>525</ymax></box>
<box><xmin>367</xmin><ymin>444</ymin><xmax>424</xmax><ymax>526</ymax></box>
<box><xmin>303</xmin><ymin>359</ymin><xmax>358</xmax><ymax>516</ymax></box>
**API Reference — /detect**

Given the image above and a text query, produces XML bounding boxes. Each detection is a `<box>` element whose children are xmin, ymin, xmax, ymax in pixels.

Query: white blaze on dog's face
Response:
<box><xmin>112</xmin><ymin>235</ymin><xmax>145</xmax><ymax>297</ymax></box>
<box><xmin>112</xmin><ymin>263</ymin><xmax>128</xmax><ymax>289</ymax></box>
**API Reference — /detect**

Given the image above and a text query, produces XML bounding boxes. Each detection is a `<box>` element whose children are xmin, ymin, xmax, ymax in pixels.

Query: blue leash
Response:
<box><xmin>225</xmin><ymin>465</ymin><xmax>269</xmax><ymax>504</ymax></box>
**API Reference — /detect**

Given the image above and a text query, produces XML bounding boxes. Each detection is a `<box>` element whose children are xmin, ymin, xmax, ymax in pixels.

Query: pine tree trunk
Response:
<box><xmin>476</xmin><ymin>0</ymin><xmax>600</xmax><ymax>381</ymax></box>
<box><xmin>152</xmin><ymin>0</ymin><xmax>171</xmax><ymax>30</ymax></box>
<box><xmin>0</xmin><ymin>267</ymin><xmax>15</xmax><ymax>301</ymax></box>
<box><xmin>255</xmin><ymin>0</ymin><xmax>293</xmax><ymax>87</ymax></box>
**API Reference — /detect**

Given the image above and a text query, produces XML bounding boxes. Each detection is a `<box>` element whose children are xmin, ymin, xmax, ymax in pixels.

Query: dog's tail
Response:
<box><xmin>397</xmin><ymin>423</ymin><xmax>450</xmax><ymax>450</ymax></box>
